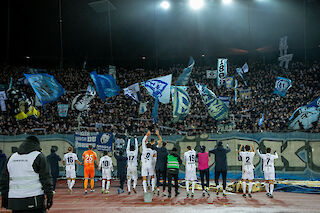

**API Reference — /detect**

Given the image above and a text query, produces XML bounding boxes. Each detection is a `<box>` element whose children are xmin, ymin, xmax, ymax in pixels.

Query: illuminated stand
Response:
<box><xmin>278</xmin><ymin>36</ymin><xmax>293</xmax><ymax>69</ymax></box>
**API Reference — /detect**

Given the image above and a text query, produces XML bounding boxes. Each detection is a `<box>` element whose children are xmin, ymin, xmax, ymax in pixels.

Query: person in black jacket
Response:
<box><xmin>0</xmin><ymin>150</ymin><xmax>7</xmax><ymax>176</ymax></box>
<box><xmin>0</xmin><ymin>136</ymin><xmax>53</xmax><ymax>213</ymax></box>
<box><xmin>47</xmin><ymin>148</ymin><xmax>61</xmax><ymax>192</ymax></box>
<box><xmin>114</xmin><ymin>150</ymin><xmax>127</xmax><ymax>194</ymax></box>
<box><xmin>166</xmin><ymin>147</ymin><xmax>182</xmax><ymax>198</ymax></box>
<box><xmin>152</xmin><ymin>130</ymin><xmax>168</xmax><ymax>196</ymax></box>
<box><xmin>209</xmin><ymin>141</ymin><xmax>230</xmax><ymax>197</ymax></box>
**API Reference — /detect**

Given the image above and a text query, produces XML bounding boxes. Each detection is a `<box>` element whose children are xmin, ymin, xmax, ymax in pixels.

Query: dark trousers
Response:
<box><xmin>167</xmin><ymin>172</ymin><xmax>179</xmax><ymax>195</ymax></box>
<box><xmin>200</xmin><ymin>168</ymin><xmax>210</xmax><ymax>190</ymax></box>
<box><xmin>13</xmin><ymin>209</ymin><xmax>46</xmax><ymax>213</ymax></box>
<box><xmin>215</xmin><ymin>170</ymin><xmax>227</xmax><ymax>190</ymax></box>
<box><xmin>156</xmin><ymin>169</ymin><xmax>167</xmax><ymax>191</ymax></box>
<box><xmin>119</xmin><ymin>174</ymin><xmax>126</xmax><ymax>190</ymax></box>
<box><xmin>52</xmin><ymin>176</ymin><xmax>57</xmax><ymax>191</ymax></box>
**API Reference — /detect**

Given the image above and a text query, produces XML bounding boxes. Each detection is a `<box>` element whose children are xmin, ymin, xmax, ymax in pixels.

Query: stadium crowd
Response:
<box><xmin>0</xmin><ymin>60</ymin><xmax>319</xmax><ymax>136</ymax></box>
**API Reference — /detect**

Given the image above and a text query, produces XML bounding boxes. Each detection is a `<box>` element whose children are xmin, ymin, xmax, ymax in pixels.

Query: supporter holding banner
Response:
<box><xmin>225</xmin><ymin>77</ymin><xmax>234</xmax><ymax>89</ymax></box>
<box><xmin>90</xmin><ymin>71</ymin><xmax>120</xmax><ymax>100</ymax></box>
<box><xmin>172</xmin><ymin>86</ymin><xmax>191</xmax><ymax>122</ymax></box>
<box><xmin>288</xmin><ymin>97</ymin><xmax>320</xmax><ymax>130</ymax></box>
<box><xmin>217</xmin><ymin>58</ymin><xmax>228</xmax><ymax>86</ymax></box>
<box><xmin>24</xmin><ymin>73</ymin><xmax>65</xmax><ymax>105</ymax></box>
<box><xmin>0</xmin><ymin>91</ymin><xmax>7</xmax><ymax>111</ymax></box>
<box><xmin>57</xmin><ymin>104</ymin><xmax>69</xmax><ymax>117</ymax></box>
<box><xmin>206</xmin><ymin>70</ymin><xmax>217</xmax><ymax>79</ymax></box>
<box><xmin>274</xmin><ymin>77</ymin><xmax>292</xmax><ymax>97</ymax></box>
<box><xmin>74</xmin><ymin>132</ymin><xmax>113</xmax><ymax>151</ymax></box>
<box><xmin>123</xmin><ymin>83</ymin><xmax>141</xmax><ymax>102</ymax></box>
<box><xmin>175</xmin><ymin>57</ymin><xmax>195</xmax><ymax>86</ymax></box>
<box><xmin>195</xmin><ymin>81</ymin><xmax>228</xmax><ymax>120</ymax></box>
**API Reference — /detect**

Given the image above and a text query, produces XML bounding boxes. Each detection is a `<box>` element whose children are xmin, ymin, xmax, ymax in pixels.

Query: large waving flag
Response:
<box><xmin>175</xmin><ymin>57</ymin><xmax>195</xmax><ymax>86</ymax></box>
<box><xmin>274</xmin><ymin>76</ymin><xmax>292</xmax><ymax>97</ymax></box>
<box><xmin>124</xmin><ymin>83</ymin><xmax>141</xmax><ymax>102</ymax></box>
<box><xmin>236</xmin><ymin>68</ymin><xmax>248</xmax><ymax>86</ymax></box>
<box><xmin>195</xmin><ymin>81</ymin><xmax>228</xmax><ymax>120</ymax></box>
<box><xmin>90</xmin><ymin>71</ymin><xmax>120</xmax><ymax>100</ymax></box>
<box><xmin>242</xmin><ymin>63</ymin><xmax>249</xmax><ymax>73</ymax></box>
<box><xmin>24</xmin><ymin>73</ymin><xmax>65</xmax><ymax>105</ymax></box>
<box><xmin>142</xmin><ymin>74</ymin><xmax>172</xmax><ymax>104</ymax></box>
<box><xmin>172</xmin><ymin>86</ymin><xmax>191</xmax><ymax>122</ymax></box>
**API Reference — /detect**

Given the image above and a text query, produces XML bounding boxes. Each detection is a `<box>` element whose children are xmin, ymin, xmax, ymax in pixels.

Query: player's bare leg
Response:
<box><xmin>142</xmin><ymin>176</ymin><xmax>147</xmax><ymax>193</ymax></box>
<box><xmin>133</xmin><ymin>178</ymin><xmax>137</xmax><ymax>193</ymax></box>
<box><xmin>67</xmin><ymin>177</ymin><xmax>71</xmax><ymax>193</ymax></box>
<box><xmin>106</xmin><ymin>179</ymin><xmax>110</xmax><ymax>194</ymax></box>
<box><xmin>191</xmin><ymin>181</ymin><xmax>195</xmax><ymax>198</ymax></box>
<box><xmin>102</xmin><ymin>179</ymin><xmax>106</xmax><ymax>193</ymax></box>
<box><xmin>127</xmin><ymin>176</ymin><xmax>131</xmax><ymax>194</ymax></box>
<box><xmin>84</xmin><ymin>178</ymin><xmax>89</xmax><ymax>194</ymax></box>
<box><xmin>186</xmin><ymin>180</ymin><xmax>190</xmax><ymax>198</ymax></box>
<box><xmin>242</xmin><ymin>179</ymin><xmax>247</xmax><ymax>197</ymax></box>
<box><xmin>151</xmin><ymin>175</ymin><xmax>156</xmax><ymax>192</ymax></box>
<box><xmin>265</xmin><ymin>180</ymin><xmax>270</xmax><ymax>196</ymax></box>
<box><xmin>269</xmin><ymin>180</ymin><xmax>274</xmax><ymax>198</ymax></box>
<box><xmin>248</xmin><ymin>180</ymin><xmax>253</xmax><ymax>198</ymax></box>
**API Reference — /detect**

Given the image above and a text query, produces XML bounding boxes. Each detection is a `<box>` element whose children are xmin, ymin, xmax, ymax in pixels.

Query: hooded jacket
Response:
<box><xmin>0</xmin><ymin>136</ymin><xmax>53</xmax><ymax>211</ymax></box>
<box><xmin>209</xmin><ymin>142</ymin><xmax>231</xmax><ymax>171</ymax></box>
<box><xmin>153</xmin><ymin>145</ymin><xmax>168</xmax><ymax>171</ymax></box>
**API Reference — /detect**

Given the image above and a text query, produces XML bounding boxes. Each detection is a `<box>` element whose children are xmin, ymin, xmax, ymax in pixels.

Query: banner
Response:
<box><xmin>57</xmin><ymin>104</ymin><xmax>69</xmax><ymax>117</ymax></box>
<box><xmin>123</xmin><ymin>83</ymin><xmax>141</xmax><ymax>102</ymax></box>
<box><xmin>274</xmin><ymin>77</ymin><xmax>292</xmax><ymax>97</ymax></box>
<box><xmin>242</xmin><ymin>63</ymin><xmax>249</xmax><ymax>73</ymax></box>
<box><xmin>238</xmin><ymin>88</ymin><xmax>252</xmax><ymax>100</ymax></box>
<box><xmin>71</xmin><ymin>84</ymin><xmax>96</xmax><ymax>112</ymax></box>
<box><xmin>74</xmin><ymin>132</ymin><xmax>113</xmax><ymax>151</ymax></box>
<box><xmin>195</xmin><ymin>81</ymin><xmax>228</xmax><ymax>120</ymax></box>
<box><xmin>217</xmin><ymin>58</ymin><xmax>228</xmax><ymax>86</ymax></box>
<box><xmin>236</xmin><ymin>68</ymin><xmax>247</xmax><ymax>86</ymax></box>
<box><xmin>0</xmin><ymin>91</ymin><xmax>7</xmax><ymax>111</ymax></box>
<box><xmin>234</xmin><ymin>79</ymin><xmax>238</xmax><ymax>105</ymax></box>
<box><xmin>24</xmin><ymin>73</ymin><xmax>65</xmax><ymax>105</ymax></box>
<box><xmin>218</xmin><ymin>96</ymin><xmax>230</xmax><ymax>108</ymax></box>
<box><xmin>142</xmin><ymin>74</ymin><xmax>172</xmax><ymax>104</ymax></box>
<box><xmin>172</xmin><ymin>86</ymin><xmax>191</xmax><ymax>122</ymax></box>
<box><xmin>139</xmin><ymin>101</ymin><xmax>148</xmax><ymax>114</ymax></box>
<box><xmin>206</xmin><ymin>70</ymin><xmax>217</xmax><ymax>79</ymax></box>
<box><xmin>109</xmin><ymin>65</ymin><xmax>116</xmax><ymax>80</ymax></box>
<box><xmin>90</xmin><ymin>71</ymin><xmax>120</xmax><ymax>100</ymax></box>
<box><xmin>175</xmin><ymin>57</ymin><xmax>195</xmax><ymax>86</ymax></box>
<box><xmin>288</xmin><ymin>97</ymin><xmax>320</xmax><ymax>130</ymax></box>
<box><xmin>225</xmin><ymin>77</ymin><xmax>234</xmax><ymax>89</ymax></box>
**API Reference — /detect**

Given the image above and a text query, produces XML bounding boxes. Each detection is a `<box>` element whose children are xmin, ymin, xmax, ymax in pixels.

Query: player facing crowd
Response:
<box><xmin>126</xmin><ymin>138</ymin><xmax>138</xmax><ymax>194</ymax></box>
<box><xmin>239</xmin><ymin>144</ymin><xmax>255</xmax><ymax>198</ymax></box>
<box><xmin>98</xmin><ymin>151</ymin><xmax>113</xmax><ymax>194</ymax></box>
<box><xmin>82</xmin><ymin>145</ymin><xmax>98</xmax><ymax>194</ymax></box>
<box><xmin>184</xmin><ymin>146</ymin><xmax>197</xmax><ymax>198</ymax></box>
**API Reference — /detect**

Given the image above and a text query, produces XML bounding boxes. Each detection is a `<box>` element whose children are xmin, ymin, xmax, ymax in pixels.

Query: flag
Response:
<box><xmin>217</xmin><ymin>58</ymin><xmax>228</xmax><ymax>86</ymax></box>
<box><xmin>172</xmin><ymin>86</ymin><xmax>191</xmax><ymax>122</ymax></box>
<box><xmin>258</xmin><ymin>113</ymin><xmax>264</xmax><ymax>127</ymax></box>
<box><xmin>90</xmin><ymin>71</ymin><xmax>120</xmax><ymax>100</ymax></box>
<box><xmin>175</xmin><ymin>57</ymin><xmax>195</xmax><ymax>86</ymax></box>
<box><xmin>57</xmin><ymin>104</ymin><xmax>69</xmax><ymax>117</ymax></box>
<box><xmin>142</xmin><ymin>74</ymin><xmax>172</xmax><ymax>104</ymax></box>
<box><xmin>206</xmin><ymin>70</ymin><xmax>217</xmax><ymax>79</ymax></box>
<box><xmin>195</xmin><ymin>81</ymin><xmax>228</xmax><ymax>120</ymax></box>
<box><xmin>24</xmin><ymin>73</ymin><xmax>65</xmax><ymax>105</ymax></box>
<box><xmin>274</xmin><ymin>77</ymin><xmax>292</xmax><ymax>97</ymax></box>
<box><xmin>218</xmin><ymin>96</ymin><xmax>230</xmax><ymax>107</ymax></box>
<box><xmin>0</xmin><ymin>91</ymin><xmax>7</xmax><ymax>111</ymax></box>
<box><xmin>288</xmin><ymin>97</ymin><xmax>320</xmax><ymax>130</ymax></box>
<box><xmin>124</xmin><ymin>83</ymin><xmax>141</xmax><ymax>102</ymax></box>
<box><xmin>238</xmin><ymin>88</ymin><xmax>252</xmax><ymax>99</ymax></box>
<box><xmin>234</xmin><ymin>79</ymin><xmax>238</xmax><ymax>105</ymax></box>
<box><xmin>139</xmin><ymin>101</ymin><xmax>148</xmax><ymax>114</ymax></box>
<box><xmin>242</xmin><ymin>63</ymin><xmax>249</xmax><ymax>73</ymax></box>
<box><xmin>225</xmin><ymin>77</ymin><xmax>234</xmax><ymax>89</ymax></box>
<box><xmin>236</xmin><ymin>68</ymin><xmax>248</xmax><ymax>86</ymax></box>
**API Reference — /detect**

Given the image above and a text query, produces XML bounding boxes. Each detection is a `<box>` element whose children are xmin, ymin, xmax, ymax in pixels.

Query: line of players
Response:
<box><xmin>62</xmin><ymin>130</ymin><xmax>278</xmax><ymax>198</ymax></box>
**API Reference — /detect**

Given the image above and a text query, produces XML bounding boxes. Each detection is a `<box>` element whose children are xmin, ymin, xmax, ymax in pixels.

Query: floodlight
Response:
<box><xmin>222</xmin><ymin>0</ymin><xmax>232</xmax><ymax>4</ymax></box>
<box><xmin>189</xmin><ymin>0</ymin><xmax>204</xmax><ymax>10</ymax></box>
<box><xmin>160</xmin><ymin>1</ymin><xmax>170</xmax><ymax>10</ymax></box>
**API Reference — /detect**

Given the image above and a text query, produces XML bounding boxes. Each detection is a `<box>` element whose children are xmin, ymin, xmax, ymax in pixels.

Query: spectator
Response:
<box><xmin>47</xmin><ymin>148</ymin><xmax>61</xmax><ymax>193</ymax></box>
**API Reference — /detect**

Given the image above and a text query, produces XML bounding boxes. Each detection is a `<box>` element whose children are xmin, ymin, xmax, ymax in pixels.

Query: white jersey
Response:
<box><xmin>99</xmin><ymin>156</ymin><xmax>113</xmax><ymax>170</ymax></box>
<box><xmin>239</xmin><ymin>151</ymin><xmax>255</xmax><ymax>171</ymax></box>
<box><xmin>258</xmin><ymin>150</ymin><xmax>278</xmax><ymax>172</ymax></box>
<box><xmin>184</xmin><ymin>150</ymin><xmax>197</xmax><ymax>181</ymax></box>
<box><xmin>126</xmin><ymin>138</ymin><xmax>138</xmax><ymax>168</ymax></box>
<box><xmin>63</xmin><ymin>153</ymin><xmax>78</xmax><ymax>171</ymax></box>
<box><xmin>141</xmin><ymin>135</ymin><xmax>156</xmax><ymax>168</ymax></box>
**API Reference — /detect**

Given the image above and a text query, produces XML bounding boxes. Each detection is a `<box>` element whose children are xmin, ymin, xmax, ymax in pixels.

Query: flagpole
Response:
<box><xmin>58</xmin><ymin>0</ymin><xmax>64</xmax><ymax>70</ymax></box>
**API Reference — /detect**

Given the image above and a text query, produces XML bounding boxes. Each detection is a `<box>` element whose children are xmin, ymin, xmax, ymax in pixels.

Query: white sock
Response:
<box><xmin>270</xmin><ymin>184</ymin><xmax>274</xmax><ymax>195</ymax></box>
<box><xmin>248</xmin><ymin>182</ymin><xmax>253</xmax><ymax>194</ymax></box>
<box><xmin>191</xmin><ymin>181</ymin><xmax>196</xmax><ymax>193</ymax></box>
<box><xmin>127</xmin><ymin>178</ymin><xmax>131</xmax><ymax>192</ymax></box>
<box><xmin>102</xmin><ymin>180</ymin><xmax>106</xmax><ymax>191</ymax></box>
<box><xmin>186</xmin><ymin>181</ymin><xmax>190</xmax><ymax>192</ymax></box>
<box><xmin>67</xmin><ymin>180</ymin><xmax>71</xmax><ymax>189</ymax></box>
<box><xmin>265</xmin><ymin>183</ymin><xmax>269</xmax><ymax>193</ymax></box>
<box><xmin>143</xmin><ymin>180</ymin><xmax>147</xmax><ymax>192</ymax></box>
<box><xmin>242</xmin><ymin>182</ymin><xmax>246</xmax><ymax>194</ymax></box>
<box><xmin>223</xmin><ymin>189</ymin><xmax>226</xmax><ymax>194</ymax></box>
<box><xmin>107</xmin><ymin>180</ymin><xmax>110</xmax><ymax>191</ymax></box>
<box><xmin>151</xmin><ymin>178</ymin><xmax>156</xmax><ymax>191</ymax></box>
<box><xmin>133</xmin><ymin>179</ymin><xmax>137</xmax><ymax>189</ymax></box>
<box><xmin>71</xmin><ymin>180</ymin><xmax>75</xmax><ymax>189</ymax></box>
<box><xmin>148</xmin><ymin>176</ymin><xmax>151</xmax><ymax>186</ymax></box>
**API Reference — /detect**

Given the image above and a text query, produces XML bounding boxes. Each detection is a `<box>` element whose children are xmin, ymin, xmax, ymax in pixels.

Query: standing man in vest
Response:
<box><xmin>47</xmin><ymin>148</ymin><xmax>61</xmax><ymax>193</ymax></box>
<box><xmin>167</xmin><ymin>147</ymin><xmax>182</xmax><ymax>198</ymax></box>
<box><xmin>82</xmin><ymin>145</ymin><xmax>98</xmax><ymax>194</ymax></box>
<box><xmin>0</xmin><ymin>136</ymin><xmax>53</xmax><ymax>212</ymax></box>
<box><xmin>198</xmin><ymin>146</ymin><xmax>210</xmax><ymax>197</ymax></box>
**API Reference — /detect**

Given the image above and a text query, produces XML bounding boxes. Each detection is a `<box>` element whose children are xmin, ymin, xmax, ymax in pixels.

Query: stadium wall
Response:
<box><xmin>0</xmin><ymin>132</ymin><xmax>319</xmax><ymax>180</ymax></box>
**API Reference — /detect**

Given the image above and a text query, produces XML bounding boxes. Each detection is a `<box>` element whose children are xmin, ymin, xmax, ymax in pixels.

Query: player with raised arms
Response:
<box><xmin>126</xmin><ymin>138</ymin><xmax>138</xmax><ymax>194</ymax></box>
<box><xmin>238</xmin><ymin>144</ymin><xmax>255</xmax><ymax>198</ymax></box>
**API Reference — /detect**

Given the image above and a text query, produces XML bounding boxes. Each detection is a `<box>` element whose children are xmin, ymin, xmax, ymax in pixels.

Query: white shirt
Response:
<box><xmin>257</xmin><ymin>149</ymin><xmax>278</xmax><ymax>171</ymax></box>
<box><xmin>99</xmin><ymin>155</ymin><xmax>113</xmax><ymax>170</ymax></box>
<box><xmin>239</xmin><ymin>151</ymin><xmax>255</xmax><ymax>168</ymax></box>
<box><xmin>63</xmin><ymin>153</ymin><xmax>78</xmax><ymax>170</ymax></box>
<box><xmin>184</xmin><ymin>150</ymin><xmax>196</xmax><ymax>166</ymax></box>
<box><xmin>141</xmin><ymin>135</ymin><xmax>156</xmax><ymax>168</ymax></box>
<box><xmin>126</xmin><ymin>138</ymin><xmax>138</xmax><ymax>168</ymax></box>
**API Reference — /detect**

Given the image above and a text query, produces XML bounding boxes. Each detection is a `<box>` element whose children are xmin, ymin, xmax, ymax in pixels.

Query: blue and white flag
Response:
<box><xmin>234</xmin><ymin>79</ymin><xmax>238</xmax><ymax>105</ymax></box>
<box><xmin>24</xmin><ymin>73</ymin><xmax>65</xmax><ymax>105</ymax></box>
<box><xmin>57</xmin><ymin>104</ymin><xmax>69</xmax><ymax>117</ymax></box>
<box><xmin>175</xmin><ymin>57</ymin><xmax>195</xmax><ymax>86</ymax></box>
<box><xmin>75</xmin><ymin>132</ymin><xmax>113</xmax><ymax>151</ymax></box>
<box><xmin>242</xmin><ymin>63</ymin><xmax>249</xmax><ymax>73</ymax></box>
<box><xmin>195</xmin><ymin>81</ymin><xmax>228</xmax><ymax>120</ymax></box>
<box><xmin>90</xmin><ymin>71</ymin><xmax>120</xmax><ymax>100</ymax></box>
<box><xmin>142</xmin><ymin>74</ymin><xmax>172</xmax><ymax>104</ymax></box>
<box><xmin>288</xmin><ymin>96</ymin><xmax>320</xmax><ymax>130</ymax></box>
<box><xmin>258</xmin><ymin>113</ymin><xmax>264</xmax><ymax>127</ymax></box>
<box><xmin>225</xmin><ymin>77</ymin><xmax>234</xmax><ymax>89</ymax></box>
<box><xmin>139</xmin><ymin>101</ymin><xmax>148</xmax><ymax>114</ymax></box>
<box><xmin>274</xmin><ymin>76</ymin><xmax>292</xmax><ymax>97</ymax></box>
<box><xmin>217</xmin><ymin>58</ymin><xmax>228</xmax><ymax>86</ymax></box>
<box><xmin>236</xmin><ymin>68</ymin><xmax>248</xmax><ymax>86</ymax></box>
<box><xmin>172</xmin><ymin>86</ymin><xmax>191</xmax><ymax>122</ymax></box>
<box><xmin>124</xmin><ymin>83</ymin><xmax>141</xmax><ymax>102</ymax></box>
<box><xmin>218</xmin><ymin>96</ymin><xmax>230</xmax><ymax>108</ymax></box>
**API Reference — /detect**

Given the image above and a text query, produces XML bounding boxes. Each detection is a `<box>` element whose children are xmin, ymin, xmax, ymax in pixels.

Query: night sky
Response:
<box><xmin>1</xmin><ymin>0</ymin><xmax>320</xmax><ymax>68</ymax></box>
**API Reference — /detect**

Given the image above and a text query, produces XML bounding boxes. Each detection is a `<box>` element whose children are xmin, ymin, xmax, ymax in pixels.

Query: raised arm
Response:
<box><xmin>251</xmin><ymin>144</ymin><xmax>255</xmax><ymax>153</ymax></box>
<box><xmin>257</xmin><ymin>149</ymin><xmax>263</xmax><ymax>158</ymax></box>
<box><xmin>126</xmin><ymin>138</ymin><xmax>131</xmax><ymax>152</ymax></box>
<box><xmin>142</xmin><ymin>130</ymin><xmax>151</xmax><ymax>150</ymax></box>
<box><xmin>238</xmin><ymin>144</ymin><xmax>243</xmax><ymax>154</ymax></box>
<box><xmin>274</xmin><ymin>151</ymin><xmax>278</xmax><ymax>159</ymax></box>
<box><xmin>134</xmin><ymin>138</ymin><xmax>138</xmax><ymax>151</ymax></box>
<box><xmin>155</xmin><ymin>129</ymin><xmax>162</xmax><ymax>146</ymax></box>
